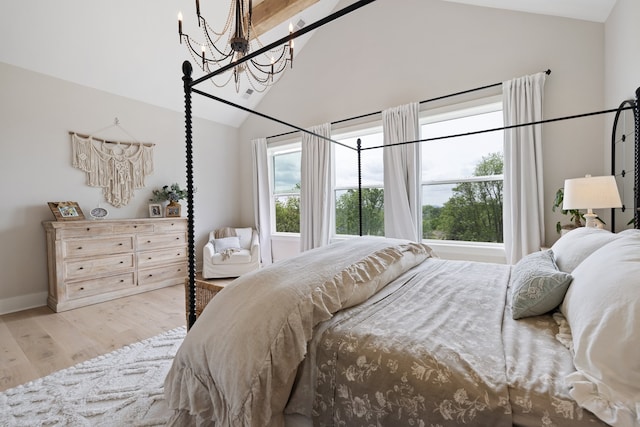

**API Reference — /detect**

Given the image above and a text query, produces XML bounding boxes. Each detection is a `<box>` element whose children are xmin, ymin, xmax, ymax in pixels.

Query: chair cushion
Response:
<box><xmin>211</xmin><ymin>249</ymin><xmax>252</xmax><ymax>264</ymax></box>
<box><xmin>235</xmin><ymin>228</ymin><xmax>253</xmax><ymax>250</ymax></box>
<box><xmin>212</xmin><ymin>236</ymin><xmax>241</xmax><ymax>253</ymax></box>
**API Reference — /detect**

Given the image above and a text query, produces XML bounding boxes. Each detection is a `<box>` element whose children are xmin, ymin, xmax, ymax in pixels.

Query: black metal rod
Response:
<box><xmin>610</xmin><ymin>98</ymin><xmax>637</xmax><ymax>230</ymax></box>
<box><xmin>183</xmin><ymin>61</ymin><xmax>197</xmax><ymax>330</ymax></box>
<box><xmin>266</xmin><ymin>69</ymin><xmax>552</xmax><ymax>140</ymax></box>
<box><xmin>357</xmin><ymin>138</ymin><xmax>363</xmax><ymax>237</ymax></box>
<box><xmin>190</xmin><ymin>0</ymin><xmax>378</xmax><ymax>88</ymax></box>
<box><xmin>359</xmin><ymin>105</ymin><xmax>636</xmax><ymax>152</ymax></box>
<box><xmin>635</xmin><ymin>87</ymin><xmax>640</xmax><ymax>229</ymax></box>
<box><xmin>192</xmin><ymin>87</ymin><xmax>353</xmax><ymax>150</ymax></box>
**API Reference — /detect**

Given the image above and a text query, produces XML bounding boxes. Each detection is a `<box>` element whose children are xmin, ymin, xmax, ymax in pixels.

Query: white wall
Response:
<box><xmin>0</xmin><ymin>62</ymin><xmax>242</xmax><ymax>314</ymax></box>
<box><xmin>239</xmin><ymin>0</ymin><xmax>607</xmax><ymax>256</ymax></box>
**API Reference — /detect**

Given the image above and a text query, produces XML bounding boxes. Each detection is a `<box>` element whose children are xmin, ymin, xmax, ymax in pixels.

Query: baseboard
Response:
<box><xmin>0</xmin><ymin>291</ymin><xmax>48</xmax><ymax>315</ymax></box>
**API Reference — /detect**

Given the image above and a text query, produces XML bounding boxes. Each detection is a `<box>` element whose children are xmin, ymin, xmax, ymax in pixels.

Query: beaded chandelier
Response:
<box><xmin>178</xmin><ymin>0</ymin><xmax>294</xmax><ymax>93</ymax></box>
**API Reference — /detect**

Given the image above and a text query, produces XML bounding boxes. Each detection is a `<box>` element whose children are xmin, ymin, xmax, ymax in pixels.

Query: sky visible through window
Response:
<box><xmin>272</xmin><ymin>108</ymin><xmax>503</xmax><ymax>202</ymax></box>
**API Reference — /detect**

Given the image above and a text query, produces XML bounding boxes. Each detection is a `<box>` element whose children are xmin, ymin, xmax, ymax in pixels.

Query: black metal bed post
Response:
<box><xmin>635</xmin><ymin>87</ymin><xmax>640</xmax><ymax>230</ymax></box>
<box><xmin>183</xmin><ymin>60</ymin><xmax>197</xmax><ymax>329</ymax></box>
<box><xmin>357</xmin><ymin>138</ymin><xmax>363</xmax><ymax>236</ymax></box>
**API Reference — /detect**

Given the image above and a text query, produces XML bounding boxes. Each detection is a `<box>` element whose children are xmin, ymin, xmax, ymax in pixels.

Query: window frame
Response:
<box><xmin>419</xmin><ymin>96</ymin><xmax>505</xmax><ymax>246</ymax></box>
<box><xmin>268</xmin><ymin>140</ymin><xmax>302</xmax><ymax>236</ymax></box>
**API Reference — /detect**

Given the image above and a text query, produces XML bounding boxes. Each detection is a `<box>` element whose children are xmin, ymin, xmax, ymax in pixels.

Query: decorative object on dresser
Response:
<box><xmin>149</xmin><ymin>203</ymin><xmax>163</xmax><ymax>218</ymax></box>
<box><xmin>47</xmin><ymin>201</ymin><xmax>85</xmax><ymax>221</ymax></box>
<box><xmin>42</xmin><ymin>218</ymin><xmax>188</xmax><ymax>312</ymax></box>
<box><xmin>149</xmin><ymin>183</ymin><xmax>191</xmax><ymax>217</ymax></box>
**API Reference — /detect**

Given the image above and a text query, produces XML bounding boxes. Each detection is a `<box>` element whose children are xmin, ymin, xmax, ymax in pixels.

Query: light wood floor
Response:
<box><xmin>0</xmin><ymin>281</ymin><xmax>228</xmax><ymax>392</ymax></box>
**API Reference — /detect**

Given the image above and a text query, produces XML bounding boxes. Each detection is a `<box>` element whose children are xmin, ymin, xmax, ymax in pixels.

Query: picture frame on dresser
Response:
<box><xmin>47</xmin><ymin>201</ymin><xmax>85</xmax><ymax>221</ymax></box>
<box><xmin>165</xmin><ymin>203</ymin><xmax>181</xmax><ymax>217</ymax></box>
<box><xmin>149</xmin><ymin>203</ymin><xmax>163</xmax><ymax>218</ymax></box>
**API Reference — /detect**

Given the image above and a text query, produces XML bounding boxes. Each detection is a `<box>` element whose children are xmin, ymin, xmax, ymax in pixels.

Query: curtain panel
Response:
<box><xmin>251</xmin><ymin>138</ymin><xmax>273</xmax><ymax>266</ymax></box>
<box><xmin>382</xmin><ymin>102</ymin><xmax>421</xmax><ymax>241</ymax></box>
<box><xmin>502</xmin><ymin>72</ymin><xmax>547</xmax><ymax>264</ymax></box>
<box><xmin>301</xmin><ymin>123</ymin><xmax>332</xmax><ymax>251</ymax></box>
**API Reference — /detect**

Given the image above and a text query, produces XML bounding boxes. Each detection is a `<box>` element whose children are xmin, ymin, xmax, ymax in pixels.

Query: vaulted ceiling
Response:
<box><xmin>0</xmin><ymin>0</ymin><xmax>617</xmax><ymax>127</ymax></box>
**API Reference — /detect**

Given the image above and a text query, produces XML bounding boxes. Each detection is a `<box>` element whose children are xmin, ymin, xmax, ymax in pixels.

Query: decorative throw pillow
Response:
<box><xmin>212</xmin><ymin>236</ymin><xmax>241</xmax><ymax>254</ymax></box>
<box><xmin>550</xmin><ymin>227</ymin><xmax>620</xmax><ymax>273</ymax></box>
<box><xmin>560</xmin><ymin>233</ymin><xmax>640</xmax><ymax>427</ymax></box>
<box><xmin>510</xmin><ymin>249</ymin><xmax>573</xmax><ymax>319</ymax></box>
<box><xmin>234</xmin><ymin>227</ymin><xmax>253</xmax><ymax>250</ymax></box>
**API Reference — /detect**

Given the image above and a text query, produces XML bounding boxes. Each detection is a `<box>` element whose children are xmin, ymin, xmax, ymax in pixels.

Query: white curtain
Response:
<box><xmin>383</xmin><ymin>102</ymin><xmax>421</xmax><ymax>241</ymax></box>
<box><xmin>503</xmin><ymin>72</ymin><xmax>547</xmax><ymax>264</ymax></box>
<box><xmin>251</xmin><ymin>138</ymin><xmax>273</xmax><ymax>266</ymax></box>
<box><xmin>301</xmin><ymin>123</ymin><xmax>332</xmax><ymax>251</ymax></box>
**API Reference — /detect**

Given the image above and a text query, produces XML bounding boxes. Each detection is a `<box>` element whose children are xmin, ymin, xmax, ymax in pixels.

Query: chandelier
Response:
<box><xmin>178</xmin><ymin>0</ymin><xmax>294</xmax><ymax>93</ymax></box>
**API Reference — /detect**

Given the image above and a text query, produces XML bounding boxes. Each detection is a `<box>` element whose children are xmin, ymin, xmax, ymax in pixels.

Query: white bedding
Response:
<box><xmin>164</xmin><ymin>237</ymin><xmax>433</xmax><ymax>427</ymax></box>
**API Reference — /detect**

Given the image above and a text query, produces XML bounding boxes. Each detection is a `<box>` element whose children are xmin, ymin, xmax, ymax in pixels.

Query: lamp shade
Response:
<box><xmin>562</xmin><ymin>175</ymin><xmax>622</xmax><ymax>210</ymax></box>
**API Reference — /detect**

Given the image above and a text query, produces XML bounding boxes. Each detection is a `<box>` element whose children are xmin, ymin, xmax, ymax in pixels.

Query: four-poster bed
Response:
<box><xmin>167</xmin><ymin>1</ymin><xmax>640</xmax><ymax>425</ymax></box>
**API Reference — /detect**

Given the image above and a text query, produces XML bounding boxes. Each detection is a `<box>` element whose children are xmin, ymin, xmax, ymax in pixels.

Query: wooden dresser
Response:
<box><xmin>43</xmin><ymin>218</ymin><xmax>188</xmax><ymax>312</ymax></box>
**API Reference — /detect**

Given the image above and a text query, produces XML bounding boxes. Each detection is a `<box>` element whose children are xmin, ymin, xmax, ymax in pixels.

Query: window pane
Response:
<box><xmin>273</xmin><ymin>151</ymin><xmax>301</xmax><ymax>193</ymax></box>
<box><xmin>335</xmin><ymin>188</ymin><xmax>384</xmax><ymax>236</ymax></box>
<box><xmin>274</xmin><ymin>195</ymin><xmax>300</xmax><ymax>233</ymax></box>
<box><xmin>422</xmin><ymin>179</ymin><xmax>503</xmax><ymax>243</ymax></box>
<box><xmin>334</xmin><ymin>133</ymin><xmax>384</xmax><ymax>188</ymax></box>
<box><xmin>422</xmin><ymin>110</ymin><xmax>503</xmax><ymax>181</ymax></box>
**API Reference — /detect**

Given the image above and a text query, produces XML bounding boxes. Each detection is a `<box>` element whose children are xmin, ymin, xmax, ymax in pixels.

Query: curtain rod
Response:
<box><xmin>360</xmin><ymin>103</ymin><xmax>635</xmax><ymax>152</ymax></box>
<box><xmin>265</xmin><ymin>69</ymin><xmax>552</xmax><ymax>140</ymax></box>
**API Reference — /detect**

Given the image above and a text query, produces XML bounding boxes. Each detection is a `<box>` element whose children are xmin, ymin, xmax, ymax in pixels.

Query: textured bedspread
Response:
<box><xmin>294</xmin><ymin>258</ymin><xmax>513</xmax><ymax>426</ymax></box>
<box><xmin>287</xmin><ymin>258</ymin><xmax>610</xmax><ymax>427</ymax></box>
<box><xmin>164</xmin><ymin>237</ymin><xmax>433</xmax><ymax>427</ymax></box>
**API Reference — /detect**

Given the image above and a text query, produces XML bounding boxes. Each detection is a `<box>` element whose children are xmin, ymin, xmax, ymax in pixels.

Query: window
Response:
<box><xmin>269</xmin><ymin>143</ymin><xmax>301</xmax><ymax>233</ymax></box>
<box><xmin>421</xmin><ymin>100</ymin><xmax>504</xmax><ymax>243</ymax></box>
<box><xmin>333</xmin><ymin>127</ymin><xmax>385</xmax><ymax>236</ymax></box>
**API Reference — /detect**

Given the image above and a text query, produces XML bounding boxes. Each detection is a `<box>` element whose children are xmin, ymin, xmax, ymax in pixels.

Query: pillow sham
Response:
<box><xmin>510</xmin><ymin>249</ymin><xmax>572</xmax><ymax>319</ymax></box>
<box><xmin>550</xmin><ymin>227</ymin><xmax>620</xmax><ymax>273</ymax></box>
<box><xmin>234</xmin><ymin>227</ymin><xmax>253</xmax><ymax>250</ymax></box>
<box><xmin>560</xmin><ymin>233</ymin><xmax>640</xmax><ymax>427</ymax></box>
<box><xmin>212</xmin><ymin>236</ymin><xmax>241</xmax><ymax>253</ymax></box>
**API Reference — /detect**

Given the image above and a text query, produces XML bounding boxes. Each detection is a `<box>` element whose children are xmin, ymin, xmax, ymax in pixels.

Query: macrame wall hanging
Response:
<box><xmin>70</xmin><ymin>123</ymin><xmax>155</xmax><ymax>208</ymax></box>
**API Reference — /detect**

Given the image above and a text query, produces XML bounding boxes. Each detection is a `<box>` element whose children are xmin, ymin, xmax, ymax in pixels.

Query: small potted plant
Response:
<box><xmin>552</xmin><ymin>188</ymin><xmax>583</xmax><ymax>234</ymax></box>
<box><xmin>150</xmin><ymin>183</ymin><xmax>191</xmax><ymax>217</ymax></box>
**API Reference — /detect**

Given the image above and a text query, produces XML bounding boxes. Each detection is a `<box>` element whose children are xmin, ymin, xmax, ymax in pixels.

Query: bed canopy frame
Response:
<box><xmin>181</xmin><ymin>0</ymin><xmax>640</xmax><ymax>328</ymax></box>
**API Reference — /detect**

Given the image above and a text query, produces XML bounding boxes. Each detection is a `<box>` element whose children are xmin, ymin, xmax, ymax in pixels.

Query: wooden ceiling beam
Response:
<box><xmin>251</xmin><ymin>0</ymin><xmax>319</xmax><ymax>36</ymax></box>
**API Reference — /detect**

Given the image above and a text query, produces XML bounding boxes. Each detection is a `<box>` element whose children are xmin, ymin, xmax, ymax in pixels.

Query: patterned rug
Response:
<box><xmin>0</xmin><ymin>327</ymin><xmax>186</xmax><ymax>426</ymax></box>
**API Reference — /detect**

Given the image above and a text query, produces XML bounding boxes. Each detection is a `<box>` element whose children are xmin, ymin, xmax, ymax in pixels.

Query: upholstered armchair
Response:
<box><xmin>202</xmin><ymin>227</ymin><xmax>260</xmax><ymax>278</ymax></box>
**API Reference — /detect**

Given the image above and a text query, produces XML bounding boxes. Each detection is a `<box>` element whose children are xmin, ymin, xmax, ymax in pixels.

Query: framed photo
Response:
<box><xmin>165</xmin><ymin>203</ymin><xmax>181</xmax><ymax>217</ymax></box>
<box><xmin>48</xmin><ymin>201</ymin><xmax>85</xmax><ymax>221</ymax></box>
<box><xmin>148</xmin><ymin>203</ymin><xmax>163</xmax><ymax>218</ymax></box>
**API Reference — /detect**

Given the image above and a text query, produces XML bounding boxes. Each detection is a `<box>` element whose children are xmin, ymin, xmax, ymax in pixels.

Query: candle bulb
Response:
<box><xmin>270</xmin><ymin>57</ymin><xmax>274</xmax><ymax>81</ymax></box>
<box><xmin>201</xmin><ymin>45</ymin><xmax>206</xmax><ymax>68</ymax></box>
<box><xmin>290</xmin><ymin>40</ymin><xmax>294</xmax><ymax>68</ymax></box>
<box><xmin>196</xmin><ymin>0</ymin><xmax>200</xmax><ymax>16</ymax></box>
<box><xmin>178</xmin><ymin>12</ymin><xmax>183</xmax><ymax>43</ymax></box>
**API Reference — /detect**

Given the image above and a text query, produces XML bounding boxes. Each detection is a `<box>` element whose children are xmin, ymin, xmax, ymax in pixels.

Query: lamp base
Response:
<box><xmin>584</xmin><ymin>212</ymin><xmax>599</xmax><ymax>228</ymax></box>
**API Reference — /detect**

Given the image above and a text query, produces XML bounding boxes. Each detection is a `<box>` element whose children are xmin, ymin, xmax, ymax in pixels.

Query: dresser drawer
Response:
<box><xmin>112</xmin><ymin>223</ymin><xmax>155</xmax><ymax>234</ymax></box>
<box><xmin>64</xmin><ymin>253</ymin><xmax>134</xmax><ymax>280</ymax></box>
<box><xmin>64</xmin><ymin>236</ymin><xmax>134</xmax><ymax>258</ymax></box>
<box><xmin>154</xmin><ymin>220</ymin><xmax>188</xmax><ymax>233</ymax></box>
<box><xmin>138</xmin><ymin>262</ymin><xmax>187</xmax><ymax>287</ymax></box>
<box><xmin>67</xmin><ymin>273</ymin><xmax>135</xmax><ymax>300</ymax></box>
<box><xmin>57</xmin><ymin>224</ymin><xmax>114</xmax><ymax>239</ymax></box>
<box><xmin>137</xmin><ymin>246</ymin><xmax>187</xmax><ymax>269</ymax></box>
<box><xmin>136</xmin><ymin>233</ymin><xmax>186</xmax><ymax>251</ymax></box>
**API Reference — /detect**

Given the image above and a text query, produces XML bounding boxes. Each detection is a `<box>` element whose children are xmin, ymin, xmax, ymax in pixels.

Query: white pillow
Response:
<box><xmin>560</xmin><ymin>233</ymin><xmax>640</xmax><ymax>426</ymax></box>
<box><xmin>212</xmin><ymin>236</ymin><xmax>241</xmax><ymax>253</ymax></box>
<box><xmin>235</xmin><ymin>227</ymin><xmax>253</xmax><ymax>250</ymax></box>
<box><xmin>550</xmin><ymin>227</ymin><xmax>620</xmax><ymax>273</ymax></box>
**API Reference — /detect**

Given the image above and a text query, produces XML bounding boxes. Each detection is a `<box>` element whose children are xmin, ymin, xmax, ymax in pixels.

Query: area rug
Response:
<box><xmin>0</xmin><ymin>327</ymin><xmax>186</xmax><ymax>426</ymax></box>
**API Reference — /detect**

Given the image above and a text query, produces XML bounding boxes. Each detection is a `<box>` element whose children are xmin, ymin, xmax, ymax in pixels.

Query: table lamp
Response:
<box><xmin>562</xmin><ymin>174</ymin><xmax>622</xmax><ymax>228</ymax></box>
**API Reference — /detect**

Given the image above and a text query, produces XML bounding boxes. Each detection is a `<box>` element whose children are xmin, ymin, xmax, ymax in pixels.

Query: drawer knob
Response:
<box><xmin>119</xmin><ymin>261</ymin><xmax>124</xmax><ymax>264</ymax></box>
<box><xmin>148</xmin><ymin>257</ymin><xmax>152</xmax><ymax>260</ymax></box>
<box><xmin>118</xmin><ymin>243</ymin><xmax>123</xmax><ymax>246</ymax></box>
<box><xmin>120</xmin><ymin>279</ymin><xmax>124</xmax><ymax>283</ymax></box>
<box><xmin>77</xmin><ymin>247</ymin><xmax>83</xmax><ymax>250</ymax></box>
<box><xmin>80</xmin><ymin>287</ymin><xmax>84</xmax><ymax>290</ymax></box>
<box><xmin>147</xmin><ymin>240</ymin><xmax>151</xmax><ymax>243</ymax></box>
<box><xmin>86</xmin><ymin>228</ymin><xmax>90</xmax><ymax>231</ymax></box>
<box><xmin>134</xmin><ymin>225</ymin><xmax>137</xmax><ymax>228</ymax></box>
<box><xmin>79</xmin><ymin>267</ymin><xmax>84</xmax><ymax>270</ymax></box>
<box><xmin>148</xmin><ymin>274</ymin><xmax>153</xmax><ymax>277</ymax></box>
